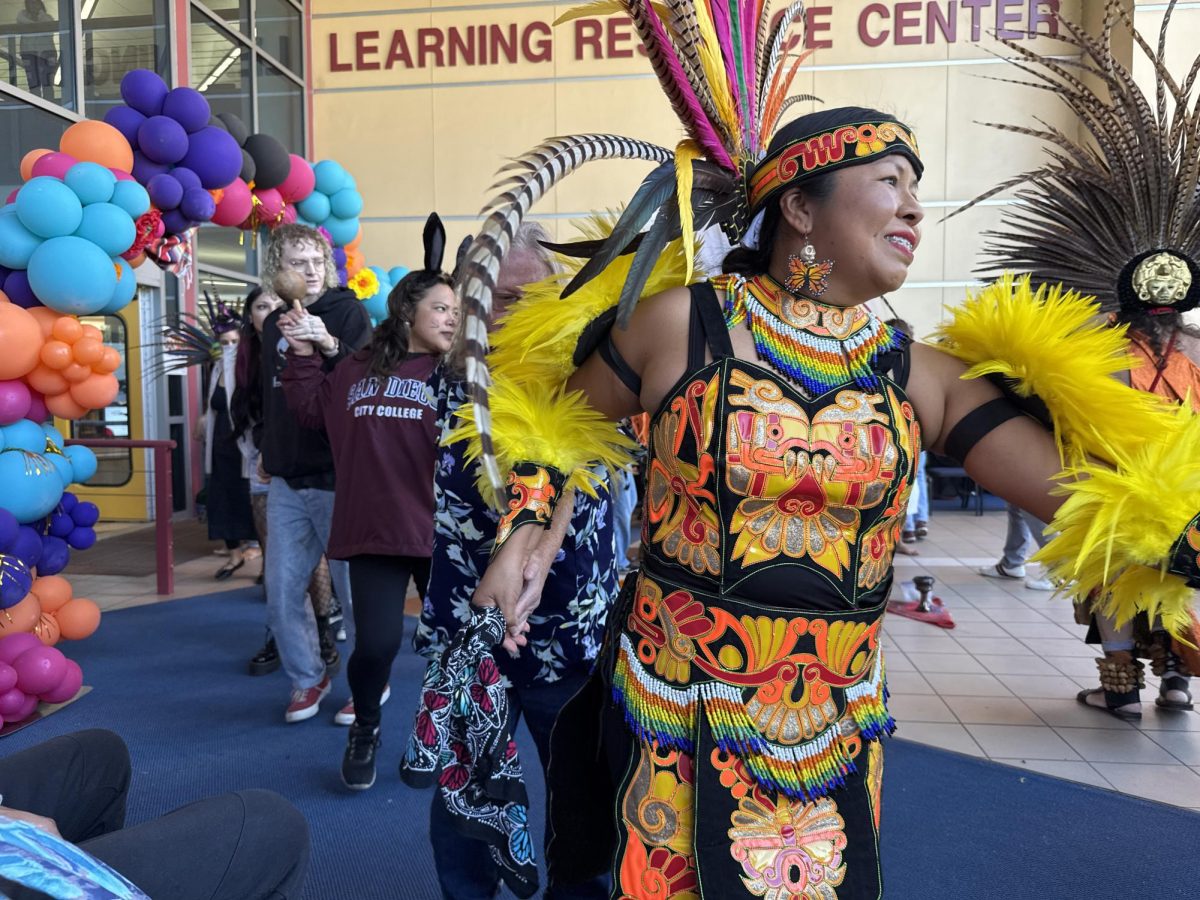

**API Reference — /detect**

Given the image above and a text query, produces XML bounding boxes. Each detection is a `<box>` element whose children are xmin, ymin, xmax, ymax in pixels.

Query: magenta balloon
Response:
<box><xmin>31</xmin><ymin>152</ymin><xmax>78</xmax><ymax>180</ymax></box>
<box><xmin>0</xmin><ymin>380</ymin><xmax>32</xmax><ymax>425</ymax></box>
<box><xmin>138</xmin><ymin>116</ymin><xmax>189</xmax><ymax>165</ymax></box>
<box><xmin>0</xmin><ymin>661</ymin><xmax>16</xmax><ymax>693</ymax></box>
<box><xmin>179</xmin><ymin>127</ymin><xmax>242</xmax><ymax>190</ymax></box>
<box><xmin>4</xmin><ymin>190</ymin><xmax>14</xmax><ymax>204</ymax></box>
<box><xmin>255</xmin><ymin>188</ymin><xmax>284</xmax><ymax>220</ymax></box>
<box><xmin>0</xmin><ymin>687</ymin><xmax>26</xmax><ymax>718</ymax></box>
<box><xmin>40</xmin><ymin>658</ymin><xmax>81</xmax><ymax>703</ymax></box>
<box><xmin>111</xmin><ymin>168</ymin><xmax>134</xmax><ymax>182</ymax></box>
<box><xmin>13</xmin><ymin>692</ymin><xmax>37</xmax><ymax>720</ymax></box>
<box><xmin>0</xmin><ymin>632</ymin><xmax>42</xmax><ymax>665</ymax></box>
<box><xmin>278</xmin><ymin>155</ymin><xmax>316</xmax><ymax>204</ymax></box>
<box><xmin>14</xmin><ymin>646</ymin><xmax>66</xmax><ymax>695</ymax></box>
<box><xmin>26</xmin><ymin>391</ymin><xmax>47</xmax><ymax>422</ymax></box>
<box><xmin>210</xmin><ymin>178</ymin><xmax>252</xmax><ymax>226</ymax></box>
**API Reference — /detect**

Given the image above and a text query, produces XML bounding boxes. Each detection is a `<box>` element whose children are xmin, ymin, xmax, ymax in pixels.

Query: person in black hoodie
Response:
<box><xmin>257</xmin><ymin>224</ymin><xmax>372</xmax><ymax>723</ymax></box>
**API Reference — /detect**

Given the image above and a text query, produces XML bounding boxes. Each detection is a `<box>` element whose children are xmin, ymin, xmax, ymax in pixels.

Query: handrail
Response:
<box><xmin>65</xmin><ymin>438</ymin><xmax>177</xmax><ymax>595</ymax></box>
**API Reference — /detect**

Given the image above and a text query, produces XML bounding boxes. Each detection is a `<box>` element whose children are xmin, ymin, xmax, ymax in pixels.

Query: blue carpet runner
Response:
<box><xmin>1</xmin><ymin>587</ymin><xmax>1196</xmax><ymax>899</ymax></box>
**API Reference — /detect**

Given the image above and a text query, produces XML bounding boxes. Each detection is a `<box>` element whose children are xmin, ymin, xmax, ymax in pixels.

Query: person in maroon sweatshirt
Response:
<box><xmin>279</xmin><ymin>268</ymin><xmax>459</xmax><ymax>790</ymax></box>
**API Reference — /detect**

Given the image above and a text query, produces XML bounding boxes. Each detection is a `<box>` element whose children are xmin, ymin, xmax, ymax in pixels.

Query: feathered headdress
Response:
<box><xmin>953</xmin><ymin>0</ymin><xmax>1200</xmax><ymax>319</ymax></box>
<box><xmin>147</xmin><ymin>289</ymin><xmax>243</xmax><ymax>379</ymax></box>
<box><xmin>454</xmin><ymin>1</ymin><xmax>851</xmax><ymax>496</ymax></box>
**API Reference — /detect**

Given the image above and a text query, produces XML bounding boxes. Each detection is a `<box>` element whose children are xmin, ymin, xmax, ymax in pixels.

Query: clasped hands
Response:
<box><xmin>471</xmin><ymin>524</ymin><xmax>556</xmax><ymax>656</ymax></box>
<box><xmin>279</xmin><ymin>302</ymin><xmax>336</xmax><ymax>357</ymax></box>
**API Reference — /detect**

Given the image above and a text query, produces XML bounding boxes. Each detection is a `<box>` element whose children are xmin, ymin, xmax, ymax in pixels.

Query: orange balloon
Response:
<box><xmin>40</xmin><ymin>340</ymin><xmax>73</xmax><ymax>370</ymax></box>
<box><xmin>59</xmin><ymin>120</ymin><xmax>134</xmax><ymax>173</ymax></box>
<box><xmin>51</xmin><ymin>316</ymin><xmax>84</xmax><ymax>344</ymax></box>
<box><xmin>62</xmin><ymin>362</ymin><xmax>91</xmax><ymax>384</ymax></box>
<box><xmin>34</xmin><ymin>613</ymin><xmax>60</xmax><ymax>646</ymax></box>
<box><xmin>45</xmin><ymin>392</ymin><xmax>88</xmax><ymax>420</ymax></box>
<box><xmin>32</xmin><ymin>575</ymin><xmax>72</xmax><ymax>613</ymax></box>
<box><xmin>127</xmin><ymin>252</ymin><xmax>147</xmax><ymax>269</ymax></box>
<box><xmin>73</xmin><ymin>337</ymin><xmax>104</xmax><ymax>365</ymax></box>
<box><xmin>95</xmin><ymin>347</ymin><xmax>121</xmax><ymax>375</ymax></box>
<box><xmin>0</xmin><ymin>594</ymin><xmax>42</xmax><ymax>636</ymax></box>
<box><xmin>56</xmin><ymin>598</ymin><xmax>100</xmax><ymax>640</ymax></box>
<box><xmin>70</xmin><ymin>373</ymin><xmax>118</xmax><ymax>409</ymax></box>
<box><xmin>79</xmin><ymin>324</ymin><xmax>103</xmax><ymax>343</ymax></box>
<box><xmin>26</xmin><ymin>307</ymin><xmax>61</xmax><ymax>339</ymax></box>
<box><xmin>26</xmin><ymin>364</ymin><xmax>69</xmax><ymax>396</ymax></box>
<box><xmin>0</xmin><ymin>299</ymin><xmax>44</xmax><ymax>380</ymax></box>
<box><xmin>20</xmin><ymin>148</ymin><xmax>51</xmax><ymax>181</ymax></box>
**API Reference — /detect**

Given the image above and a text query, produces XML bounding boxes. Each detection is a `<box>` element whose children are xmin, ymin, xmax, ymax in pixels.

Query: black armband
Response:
<box><xmin>574</xmin><ymin>306</ymin><xmax>643</xmax><ymax>397</ymax></box>
<box><xmin>944</xmin><ymin>397</ymin><xmax>1026</xmax><ymax>463</ymax></box>
<box><xmin>493</xmin><ymin>462</ymin><xmax>567</xmax><ymax>554</ymax></box>
<box><xmin>1168</xmin><ymin>512</ymin><xmax>1200</xmax><ymax>588</ymax></box>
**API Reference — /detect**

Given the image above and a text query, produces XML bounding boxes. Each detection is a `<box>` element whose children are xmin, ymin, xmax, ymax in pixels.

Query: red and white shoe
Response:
<box><xmin>285</xmin><ymin>676</ymin><xmax>331</xmax><ymax>723</ymax></box>
<box><xmin>334</xmin><ymin>684</ymin><xmax>392</xmax><ymax>726</ymax></box>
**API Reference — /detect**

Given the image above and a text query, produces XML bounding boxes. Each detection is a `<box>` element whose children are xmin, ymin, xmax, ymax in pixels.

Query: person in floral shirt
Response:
<box><xmin>414</xmin><ymin>222</ymin><xmax>618</xmax><ymax>899</ymax></box>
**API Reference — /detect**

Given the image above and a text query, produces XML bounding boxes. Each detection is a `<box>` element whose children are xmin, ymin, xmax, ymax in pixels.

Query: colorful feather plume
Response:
<box><xmin>145</xmin><ymin>288</ymin><xmax>242</xmax><ymax>380</ymax></box>
<box><xmin>455</xmin><ymin>2</ymin><xmax>815</xmax><ymax>501</ymax></box>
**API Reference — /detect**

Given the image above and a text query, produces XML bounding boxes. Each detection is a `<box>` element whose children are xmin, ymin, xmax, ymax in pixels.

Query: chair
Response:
<box><xmin>926</xmin><ymin>454</ymin><xmax>985</xmax><ymax>516</ymax></box>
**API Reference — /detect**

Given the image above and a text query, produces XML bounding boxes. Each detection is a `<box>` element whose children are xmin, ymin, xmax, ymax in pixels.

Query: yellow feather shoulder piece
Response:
<box><xmin>936</xmin><ymin>274</ymin><xmax>1200</xmax><ymax>636</ymax></box>
<box><xmin>450</xmin><ymin>217</ymin><xmax>697</xmax><ymax>503</ymax></box>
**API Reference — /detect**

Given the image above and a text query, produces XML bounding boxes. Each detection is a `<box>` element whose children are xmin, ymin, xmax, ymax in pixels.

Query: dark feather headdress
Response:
<box><xmin>954</xmin><ymin>0</ymin><xmax>1200</xmax><ymax>320</ymax></box>
<box><xmin>146</xmin><ymin>290</ymin><xmax>242</xmax><ymax>380</ymax></box>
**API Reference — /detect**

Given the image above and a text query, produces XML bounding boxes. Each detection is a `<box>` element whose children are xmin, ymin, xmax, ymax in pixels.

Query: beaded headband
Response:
<box><xmin>748</xmin><ymin>120</ymin><xmax>922</xmax><ymax>214</ymax></box>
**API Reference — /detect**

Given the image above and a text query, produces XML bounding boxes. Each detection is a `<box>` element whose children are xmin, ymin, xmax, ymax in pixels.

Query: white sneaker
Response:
<box><xmin>976</xmin><ymin>562</ymin><xmax>1025</xmax><ymax>580</ymax></box>
<box><xmin>1024</xmin><ymin>574</ymin><xmax>1056</xmax><ymax>591</ymax></box>
<box><xmin>334</xmin><ymin>684</ymin><xmax>392</xmax><ymax>726</ymax></box>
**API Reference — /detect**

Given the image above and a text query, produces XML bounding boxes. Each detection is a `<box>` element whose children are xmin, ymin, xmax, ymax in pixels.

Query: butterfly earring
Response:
<box><xmin>785</xmin><ymin>235</ymin><xmax>834</xmax><ymax>297</ymax></box>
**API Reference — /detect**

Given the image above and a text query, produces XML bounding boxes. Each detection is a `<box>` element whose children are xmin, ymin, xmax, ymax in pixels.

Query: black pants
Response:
<box><xmin>347</xmin><ymin>553</ymin><xmax>430</xmax><ymax>726</ymax></box>
<box><xmin>0</xmin><ymin>730</ymin><xmax>310</xmax><ymax>899</ymax></box>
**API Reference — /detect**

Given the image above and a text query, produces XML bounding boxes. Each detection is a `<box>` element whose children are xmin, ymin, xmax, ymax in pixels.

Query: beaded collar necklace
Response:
<box><xmin>713</xmin><ymin>273</ymin><xmax>902</xmax><ymax>396</ymax></box>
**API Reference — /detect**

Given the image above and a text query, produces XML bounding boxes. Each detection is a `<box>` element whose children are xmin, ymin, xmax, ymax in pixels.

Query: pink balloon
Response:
<box><xmin>111</xmin><ymin>168</ymin><xmax>134</xmax><ymax>182</ymax></box>
<box><xmin>40</xmin><ymin>658</ymin><xmax>81</xmax><ymax>703</ymax></box>
<box><xmin>13</xmin><ymin>646</ymin><xmax>66</xmax><ymax>695</ymax></box>
<box><xmin>0</xmin><ymin>661</ymin><xmax>16</xmax><ymax>693</ymax></box>
<box><xmin>30</xmin><ymin>151</ymin><xmax>78</xmax><ymax>180</ymax></box>
<box><xmin>13</xmin><ymin>692</ymin><xmax>37</xmax><ymax>720</ymax></box>
<box><xmin>0</xmin><ymin>379</ymin><xmax>32</xmax><ymax>425</ymax></box>
<box><xmin>280</xmin><ymin>204</ymin><xmax>297</xmax><ymax>225</ymax></box>
<box><xmin>254</xmin><ymin>187</ymin><xmax>284</xmax><ymax>222</ymax></box>
<box><xmin>277</xmin><ymin>155</ymin><xmax>316</xmax><ymax>204</ymax></box>
<box><xmin>0</xmin><ymin>686</ymin><xmax>27</xmax><ymax>718</ymax></box>
<box><xmin>26</xmin><ymin>391</ymin><xmax>47</xmax><ymax>422</ymax></box>
<box><xmin>210</xmin><ymin>178</ymin><xmax>252</xmax><ymax>227</ymax></box>
<box><xmin>4</xmin><ymin>189</ymin><xmax>16</xmax><ymax>204</ymax></box>
<box><xmin>0</xmin><ymin>633</ymin><xmax>42</xmax><ymax>666</ymax></box>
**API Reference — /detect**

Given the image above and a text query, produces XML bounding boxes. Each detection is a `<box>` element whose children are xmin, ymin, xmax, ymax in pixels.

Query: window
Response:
<box><xmin>198</xmin><ymin>0</ymin><xmax>249</xmax><ymax>39</ymax></box>
<box><xmin>190</xmin><ymin>5</ymin><xmax>250</xmax><ymax>126</ymax></box>
<box><xmin>0</xmin><ymin>0</ymin><xmax>77</xmax><ymax>110</ymax></box>
<box><xmin>255</xmin><ymin>0</ymin><xmax>300</xmax><ymax>75</ymax></box>
<box><xmin>0</xmin><ymin>95</ymin><xmax>69</xmax><ymax>197</ymax></box>
<box><xmin>197</xmin><ymin>222</ymin><xmax>256</xmax><ymax>275</ymax></box>
<box><xmin>70</xmin><ymin>313</ymin><xmax>132</xmax><ymax>486</ymax></box>
<box><xmin>256</xmin><ymin>56</ymin><xmax>302</xmax><ymax>155</ymax></box>
<box><xmin>82</xmin><ymin>0</ymin><xmax>170</xmax><ymax>120</ymax></box>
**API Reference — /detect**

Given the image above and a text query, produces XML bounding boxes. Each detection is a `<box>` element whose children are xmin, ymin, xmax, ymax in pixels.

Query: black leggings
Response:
<box><xmin>347</xmin><ymin>554</ymin><xmax>431</xmax><ymax>726</ymax></box>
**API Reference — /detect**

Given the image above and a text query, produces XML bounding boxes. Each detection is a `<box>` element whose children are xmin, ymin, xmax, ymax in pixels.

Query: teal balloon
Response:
<box><xmin>41</xmin><ymin>424</ymin><xmax>64</xmax><ymax>448</ymax></box>
<box><xmin>110</xmin><ymin>180</ymin><xmax>151</xmax><ymax>218</ymax></box>
<box><xmin>75</xmin><ymin>203</ymin><xmax>137</xmax><ymax>257</ymax></box>
<box><xmin>101</xmin><ymin>257</ymin><xmax>137</xmax><ymax>314</ymax></box>
<box><xmin>2</xmin><ymin>420</ymin><xmax>45</xmax><ymax>453</ymax></box>
<box><xmin>323</xmin><ymin>215</ymin><xmax>358</xmax><ymax>247</ymax></box>
<box><xmin>48</xmin><ymin>450</ymin><xmax>73</xmax><ymax>489</ymax></box>
<box><xmin>16</xmin><ymin>177</ymin><xmax>84</xmax><ymax>238</ymax></box>
<box><xmin>0</xmin><ymin>449</ymin><xmax>64</xmax><ymax>522</ymax></box>
<box><xmin>329</xmin><ymin>188</ymin><xmax>363</xmax><ymax>219</ymax></box>
<box><xmin>28</xmin><ymin>236</ymin><xmax>117</xmax><ymax>315</ymax></box>
<box><xmin>296</xmin><ymin>191</ymin><xmax>330</xmax><ymax>224</ymax></box>
<box><xmin>65</xmin><ymin>162</ymin><xmax>117</xmax><ymax>206</ymax></box>
<box><xmin>0</xmin><ymin>206</ymin><xmax>44</xmax><ymax>268</ymax></box>
<box><xmin>312</xmin><ymin>160</ymin><xmax>348</xmax><ymax>196</ymax></box>
<box><xmin>344</xmin><ymin>173</ymin><xmax>357</xmax><ymax>191</ymax></box>
<box><xmin>388</xmin><ymin>266</ymin><xmax>408</xmax><ymax>284</ymax></box>
<box><xmin>65</xmin><ymin>445</ymin><xmax>97</xmax><ymax>484</ymax></box>
<box><xmin>363</xmin><ymin>291</ymin><xmax>388</xmax><ymax>323</ymax></box>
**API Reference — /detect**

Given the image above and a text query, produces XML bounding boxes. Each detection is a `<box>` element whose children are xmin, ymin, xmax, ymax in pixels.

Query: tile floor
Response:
<box><xmin>79</xmin><ymin>509</ymin><xmax>1200</xmax><ymax>812</ymax></box>
<box><xmin>888</xmin><ymin>509</ymin><xmax>1200</xmax><ymax>812</ymax></box>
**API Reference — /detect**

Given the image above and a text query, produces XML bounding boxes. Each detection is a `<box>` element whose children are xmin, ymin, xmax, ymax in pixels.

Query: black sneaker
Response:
<box><xmin>342</xmin><ymin>722</ymin><xmax>380</xmax><ymax>790</ymax></box>
<box><xmin>248</xmin><ymin>635</ymin><xmax>280</xmax><ymax>676</ymax></box>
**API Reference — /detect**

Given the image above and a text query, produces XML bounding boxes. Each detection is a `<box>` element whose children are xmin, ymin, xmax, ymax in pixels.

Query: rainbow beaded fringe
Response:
<box><xmin>714</xmin><ymin>273</ymin><xmax>903</xmax><ymax>397</ymax></box>
<box><xmin>612</xmin><ymin>635</ymin><xmax>895</xmax><ymax>801</ymax></box>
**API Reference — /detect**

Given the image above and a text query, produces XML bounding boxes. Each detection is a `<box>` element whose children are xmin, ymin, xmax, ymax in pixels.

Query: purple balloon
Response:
<box><xmin>146</xmin><ymin>173</ymin><xmax>183</xmax><ymax>211</ymax></box>
<box><xmin>3</xmin><ymin>270</ymin><xmax>38</xmax><ymax>308</ymax></box>
<box><xmin>0</xmin><ymin>634</ymin><xmax>40</xmax><ymax>666</ymax></box>
<box><xmin>138</xmin><ymin>116</ymin><xmax>189</xmax><ymax>165</ymax></box>
<box><xmin>179</xmin><ymin>127</ymin><xmax>242</xmax><ymax>190</ymax></box>
<box><xmin>0</xmin><ymin>553</ymin><xmax>31</xmax><ymax>608</ymax></box>
<box><xmin>120</xmin><ymin>68</ymin><xmax>168</xmax><ymax>117</ymax></box>
<box><xmin>180</xmin><ymin>187</ymin><xmax>215</xmax><ymax>223</ymax></box>
<box><xmin>72</xmin><ymin>502</ymin><xmax>100</xmax><ymax>528</ymax></box>
<box><xmin>131</xmin><ymin>150</ymin><xmax>169</xmax><ymax>185</ymax></box>
<box><xmin>160</xmin><ymin>208</ymin><xmax>193</xmax><ymax>236</ymax></box>
<box><xmin>9</xmin><ymin>526</ymin><xmax>41</xmax><ymax>567</ymax></box>
<box><xmin>13</xmin><ymin>646</ymin><xmax>64</xmax><ymax>695</ymax></box>
<box><xmin>0</xmin><ymin>686</ymin><xmax>28</xmax><ymax>718</ymax></box>
<box><xmin>0</xmin><ymin>380</ymin><xmax>32</xmax><ymax>426</ymax></box>
<box><xmin>48</xmin><ymin>512</ymin><xmax>73</xmax><ymax>539</ymax></box>
<box><xmin>67</xmin><ymin>527</ymin><xmax>95</xmax><ymax>551</ymax></box>
<box><xmin>59</xmin><ymin>492</ymin><xmax>78</xmax><ymax>514</ymax></box>
<box><xmin>103</xmin><ymin>105</ymin><xmax>146</xmax><ymax>148</ymax></box>
<box><xmin>0</xmin><ymin>509</ymin><xmax>16</xmax><ymax>552</ymax></box>
<box><xmin>171</xmin><ymin>167</ymin><xmax>201</xmax><ymax>194</ymax></box>
<box><xmin>36</xmin><ymin>535</ymin><xmax>69</xmax><ymax>576</ymax></box>
<box><xmin>162</xmin><ymin>87</ymin><xmax>210</xmax><ymax>133</ymax></box>
<box><xmin>332</xmin><ymin>247</ymin><xmax>347</xmax><ymax>267</ymax></box>
<box><xmin>0</xmin><ymin>661</ymin><xmax>15</xmax><ymax>694</ymax></box>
